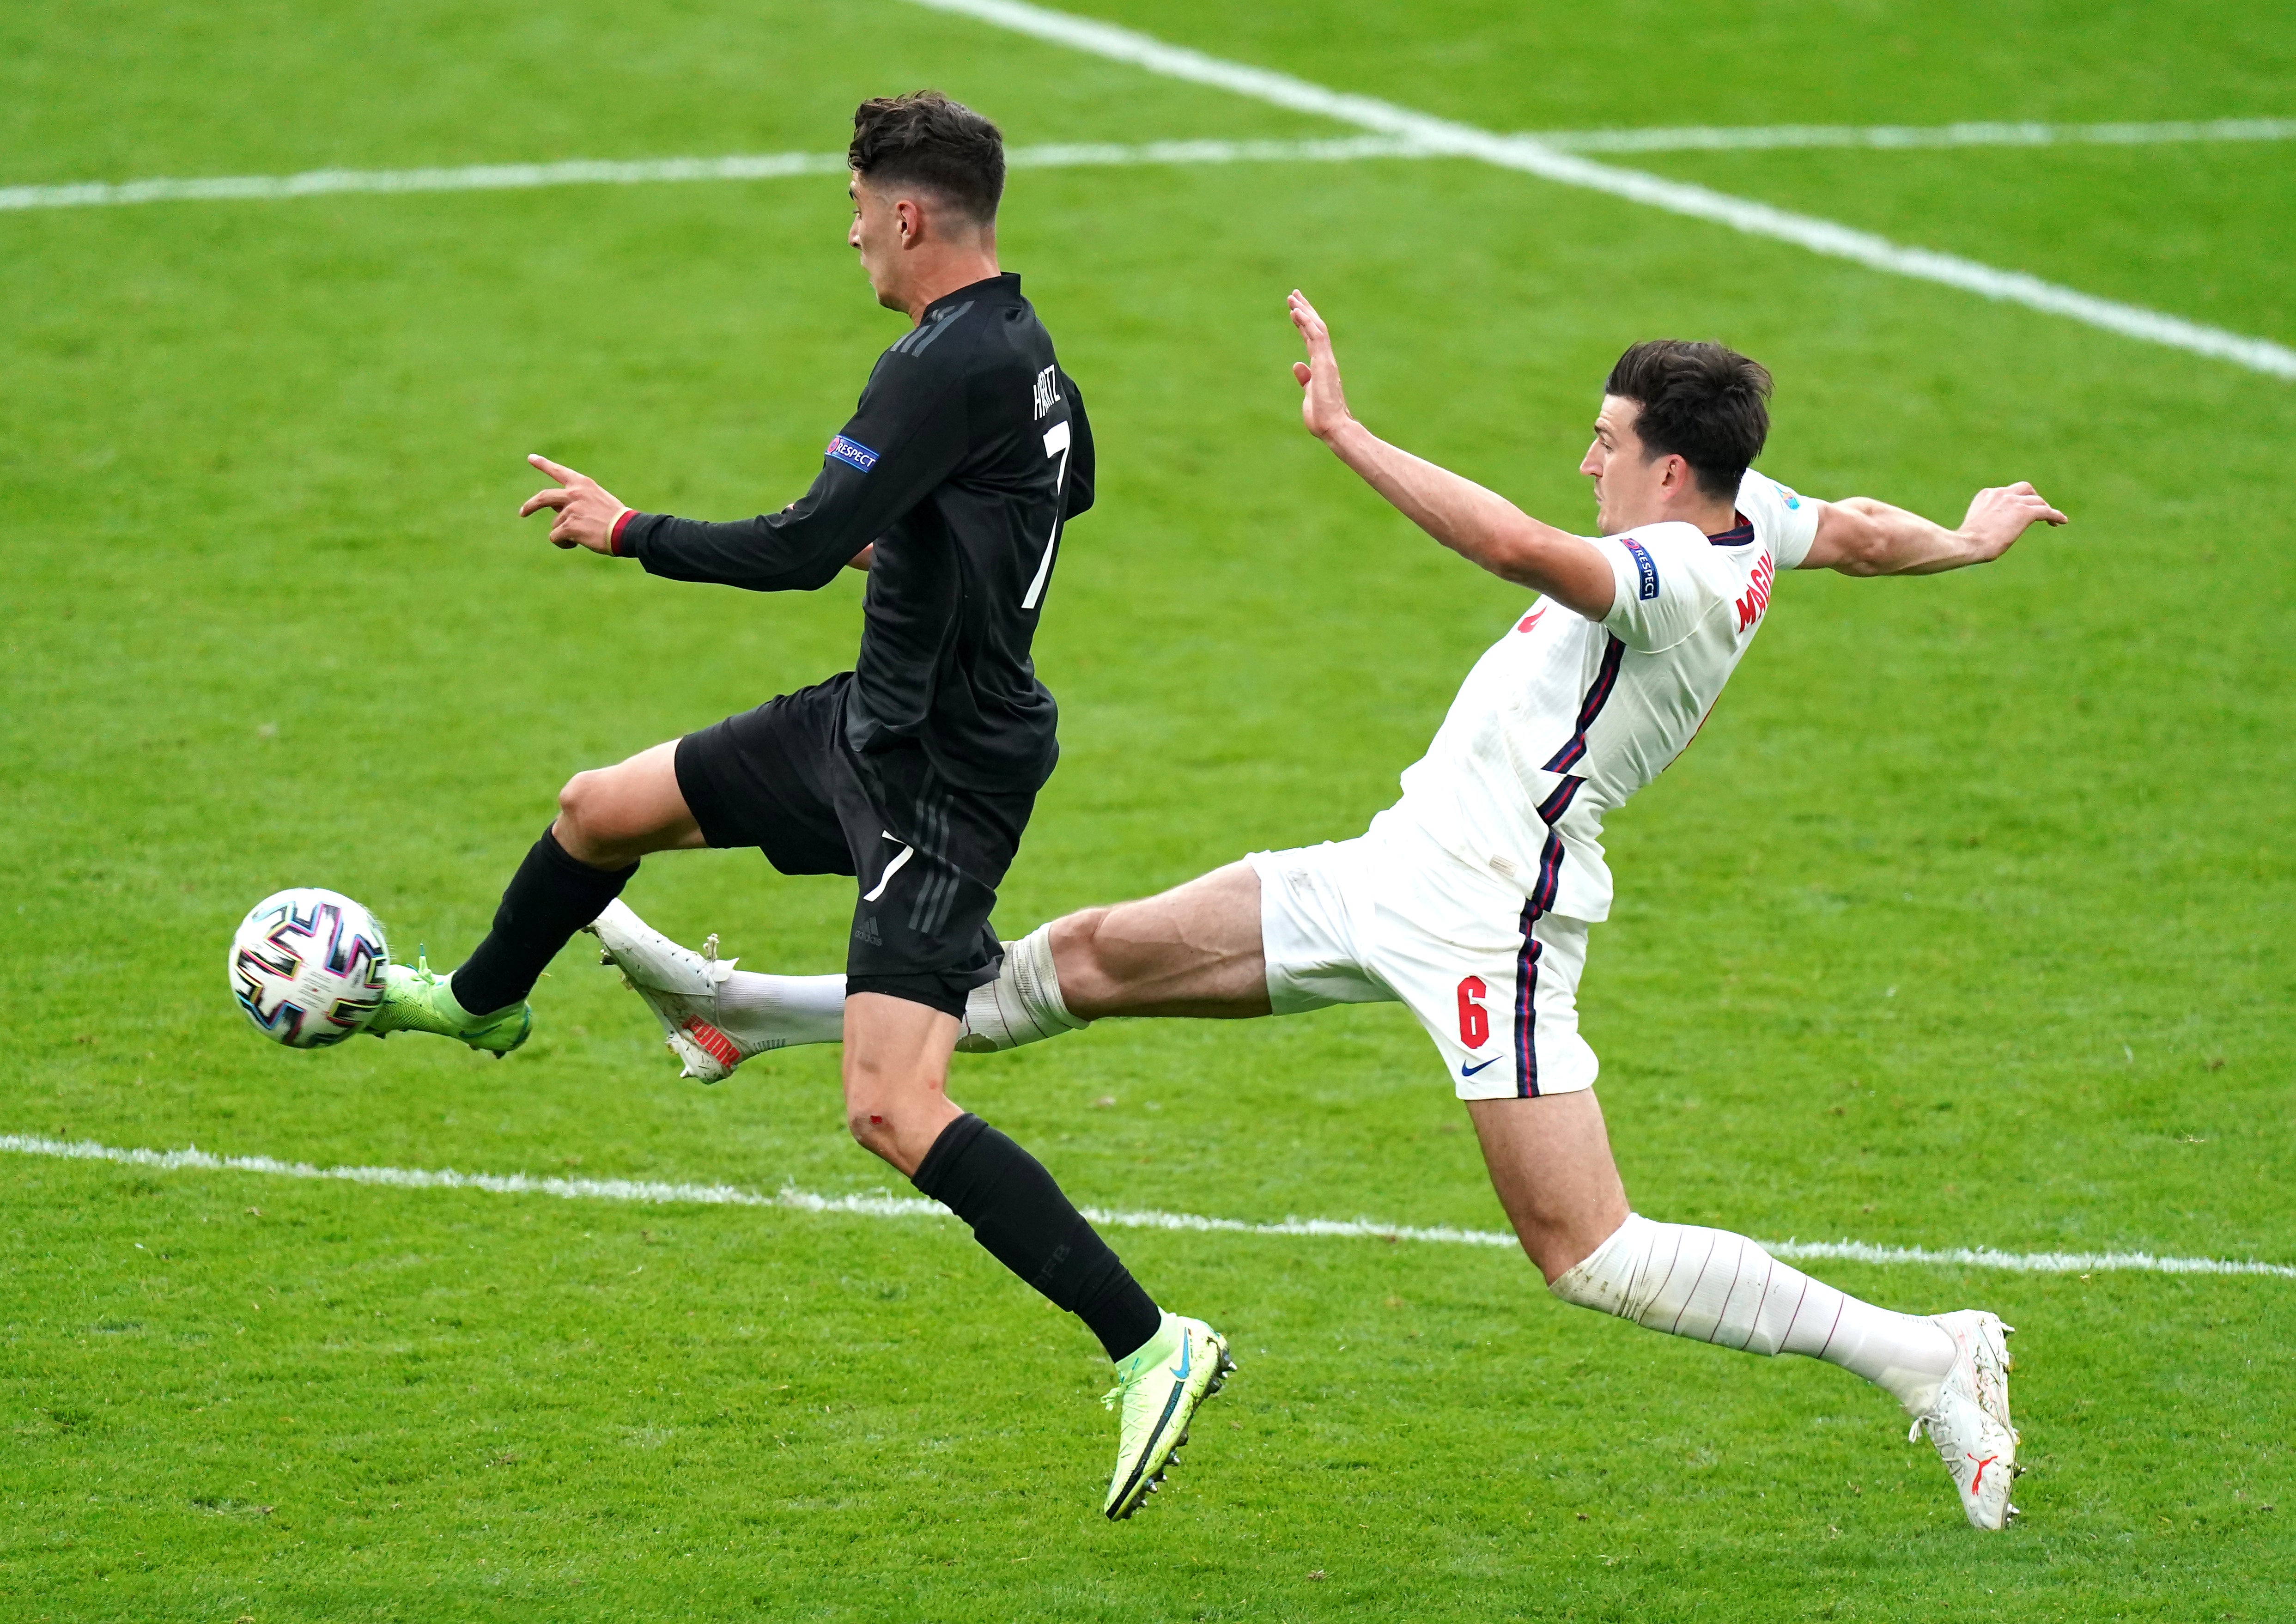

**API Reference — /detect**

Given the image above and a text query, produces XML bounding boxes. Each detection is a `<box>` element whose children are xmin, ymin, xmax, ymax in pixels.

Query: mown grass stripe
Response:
<box><xmin>910</xmin><ymin>0</ymin><xmax>2296</xmax><ymax>381</ymax></box>
<box><xmin>13</xmin><ymin>1133</ymin><xmax>2290</xmax><ymax>1278</ymax></box>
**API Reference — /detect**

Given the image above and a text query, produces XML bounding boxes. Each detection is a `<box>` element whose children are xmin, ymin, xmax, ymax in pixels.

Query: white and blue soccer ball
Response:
<box><xmin>229</xmin><ymin>888</ymin><xmax>391</xmax><ymax>1048</ymax></box>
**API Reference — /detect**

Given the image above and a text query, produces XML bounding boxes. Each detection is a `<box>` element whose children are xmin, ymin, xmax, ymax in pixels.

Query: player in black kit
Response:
<box><xmin>367</xmin><ymin>92</ymin><xmax>1230</xmax><ymax>1519</ymax></box>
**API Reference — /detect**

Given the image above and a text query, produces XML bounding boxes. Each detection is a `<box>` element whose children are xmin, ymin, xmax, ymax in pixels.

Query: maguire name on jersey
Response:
<box><xmin>1372</xmin><ymin>469</ymin><xmax>1819</xmax><ymax>924</ymax></box>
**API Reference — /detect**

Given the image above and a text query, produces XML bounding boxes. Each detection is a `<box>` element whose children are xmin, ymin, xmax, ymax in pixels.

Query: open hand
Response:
<box><xmin>1288</xmin><ymin>290</ymin><xmax>1355</xmax><ymax>443</ymax></box>
<box><xmin>518</xmin><ymin>454</ymin><xmax>631</xmax><ymax>553</ymax></box>
<box><xmin>1958</xmin><ymin>481</ymin><xmax>2067</xmax><ymax>564</ymax></box>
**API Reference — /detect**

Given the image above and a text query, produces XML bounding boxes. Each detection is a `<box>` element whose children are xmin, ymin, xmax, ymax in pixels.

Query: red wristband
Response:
<box><xmin>608</xmin><ymin>508</ymin><xmax>636</xmax><ymax>556</ymax></box>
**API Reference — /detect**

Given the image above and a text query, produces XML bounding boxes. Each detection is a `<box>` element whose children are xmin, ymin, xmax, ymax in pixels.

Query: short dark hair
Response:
<box><xmin>849</xmin><ymin>90</ymin><xmax>1005</xmax><ymax>225</ymax></box>
<box><xmin>1603</xmin><ymin>340</ymin><xmax>1772</xmax><ymax>499</ymax></box>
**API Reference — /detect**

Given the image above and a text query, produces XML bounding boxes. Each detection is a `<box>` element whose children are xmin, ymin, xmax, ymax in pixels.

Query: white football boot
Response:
<box><xmin>1910</xmin><ymin>1309</ymin><xmax>2021</xmax><ymax>1529</ymax></box>
<box><xmin>586</xmin><ymin>898</ymin><xmax>771</xmax><ymax>1083</ymax></box>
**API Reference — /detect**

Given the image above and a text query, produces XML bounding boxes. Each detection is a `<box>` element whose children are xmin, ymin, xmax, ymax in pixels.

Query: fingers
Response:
<box><xmin>1288</xmin><ymin>289</ymin><xmax>1330</xmax><ymax>345</ymax></box>
<box><xmin>2001</xmin><ymin>484</ymin><xmax>2069</xmax><ymax>527</ymax></box>
<box><xmin>1294</xmin><ymin>361</ymin><xmax>1312</xmax><ymax>387</ymax></box>
<box><xmin>528</xmin><ymin>453</ymin><xmax>583</xmax><ymax>484</ymax></box>
<box><xmin>518</xmin><ymin>487</ymin><xmax>573</xmax><ymax>518</ymax></box>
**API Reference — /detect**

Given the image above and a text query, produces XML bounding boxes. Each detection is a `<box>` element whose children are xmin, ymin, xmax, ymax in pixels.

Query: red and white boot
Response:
<box><xmin>1912</xmin><ymin>1308</ymin><xmax>2022</xmax><ymax>1529</ymax></box>
<box><xmin>586</xmin><ymin>898</ymin><xmax>768</xmax><ymax>1083</ymax></box>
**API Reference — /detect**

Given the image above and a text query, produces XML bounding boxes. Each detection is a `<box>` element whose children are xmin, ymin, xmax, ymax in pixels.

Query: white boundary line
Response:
<box><xmin>906</xmin><ymin>0</ymin><xmax>2296</xmax><ymax>382</ymax></box>
<box><xmin>1537</xmin><ymin>116</ymin><xmax>2296</xmax><ymax>153</ymax></box>
<box><xmin>9</xmin><ymin>117</ymin><xmax>2287</xmax><ymax>216</ymax></box>
<box><xmin>9</xmin><ymin>1133</ymin><xmax>2290</xmax><ymax>1280</ymax></box>
<box><xmin>7</xmin><ymin>118</ymin><xmax>2289</xmax><ymax>214</ymax></box>
<box><xmin>0</xmin><ymin>138</ymin><xmax>1440</xmax><ymax>213</ymax></box>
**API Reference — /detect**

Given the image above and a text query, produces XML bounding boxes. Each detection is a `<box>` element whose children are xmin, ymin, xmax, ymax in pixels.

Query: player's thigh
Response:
<box><xmin>1056</xmin><ymin>861</ymin><xmax>1273</xmax><ymax>1018</ymax></box>
<box><xmin>1465</xmin><ymin>1091</ymin><xmax>1630</xmax><ymax>1282</ymax></box>
<box><xmin>672</xmin><ymin>680</ymin><xmax>858</xmax><ymax>875</ymax></box>
<box><xmin>554</xmin><ymin>739</ymin><xmax>706</xmax><ymax>862</ymax></box>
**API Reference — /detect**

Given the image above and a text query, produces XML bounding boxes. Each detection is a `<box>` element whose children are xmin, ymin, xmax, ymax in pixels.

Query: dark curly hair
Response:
<box><xmin>1604</xmin><ymin>340</ymin><xmax>1772</xmax><ymax>499</ymax></box>
<box><xmin>848</xmin><ymin>90</ymin><xmax>1005</xmax><ymax>225</ymax></box>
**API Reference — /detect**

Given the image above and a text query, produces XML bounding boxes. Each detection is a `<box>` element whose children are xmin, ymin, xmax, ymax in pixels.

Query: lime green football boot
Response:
<box><xmin>365</xmin><ymin>951</ymin><xmax>532</xmax><ymax>1056</ymax></box>
<box><xmin>1102</xmin><ymin>1311</ymin><xmax>1234</xmax><ymax>1520</ymax></box>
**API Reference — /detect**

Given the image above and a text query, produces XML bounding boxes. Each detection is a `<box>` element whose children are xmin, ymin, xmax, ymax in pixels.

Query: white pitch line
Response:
<box><xmin>1535</xmin><ymin>116</ymin><xmax>2296</xmax><ymax>154</ymax></box>
<box><xmin>0</xmin><ymin>150</ymin><xmax>849</xmax><ymax>212</ymax></box>
<box><xmin>8</xmin><ymin>1133</ymin><xmax>2290</xmax><ymax>1280</ymax></box>
<box><xmin>906</xmin><ymin>0</ymin><xmax>2296</xmax><ymax>382</ymax></box>
<box><xmin>7</xmin><ymin>118</ymin><xmax>2287</xmax><ymax>213</ymax></box>
<box><xmin>0</xmin><ymin>137</ymin><xmax>1458</xmax><ymax>213</ymax></box>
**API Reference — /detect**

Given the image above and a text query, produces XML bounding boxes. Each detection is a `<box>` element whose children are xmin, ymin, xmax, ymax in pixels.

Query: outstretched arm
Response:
<box><xmin>1287</xmin><ymin>292</ymin><xmax>1616</xmax><ymax>620</ymax></box>
<box><xmin>1802</xmin><ymin>484</ymin><xmax>2066</xmax><ymax>575</ymax></box>
<box><xmin>520</xmin><ymin>456</ymin><xmax>876</xmax><ymax>579</ymax></box>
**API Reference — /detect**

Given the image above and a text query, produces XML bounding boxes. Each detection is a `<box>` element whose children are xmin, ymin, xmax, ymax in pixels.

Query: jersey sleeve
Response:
<box><xmin>1059</xmin><ymin>372</ymin><xmax>1095</xmax><ymax>521</ymax></box>
<box><xmin>1740</xmin><ymin>469</ymin><xmax>1821</xmax><ymax>570</ymax></box>
<box><xmin>620</xmin><ymin>344</ymin><xmax>971</xmax><ymax>592</ymax></box>
<box><xmin>1596</xmin><ymin>523</ymin><xmax>1729</xmax><ymax>653</ymax></box>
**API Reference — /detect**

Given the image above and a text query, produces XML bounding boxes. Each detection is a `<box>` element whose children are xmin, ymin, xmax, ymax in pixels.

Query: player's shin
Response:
<box><xmin>1548</xmin><ymin>1214</ymin><xmax>1955</xmax><ymax>1414</ymax></box>
<box><xmin>453</xmin><ymin>827</ymin><xmax>638</xmax><ymax>1016</ymax></box>
<box><xmin>954</xmin><ymin>923</ymin><xmax>1091</xmax><ymax>1052</ymax></box>
<box><xmin>908</xmin><ymin>1112</ymin><xmax>1157</xmax><ymax>1360</ymax></box>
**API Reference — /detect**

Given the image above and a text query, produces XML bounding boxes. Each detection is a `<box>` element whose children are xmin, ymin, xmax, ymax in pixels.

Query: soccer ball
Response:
<box><xmin>229</xmin><ymin>888</ymin><xmax>391</xmax><ymax>1048</ymax></box>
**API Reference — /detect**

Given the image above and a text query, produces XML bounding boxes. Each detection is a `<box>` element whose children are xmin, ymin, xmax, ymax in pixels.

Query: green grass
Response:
<box><xmin>4</xmin><ymin>0</ymin><xmax>2293</xmax><ymax>1617</ymax></box>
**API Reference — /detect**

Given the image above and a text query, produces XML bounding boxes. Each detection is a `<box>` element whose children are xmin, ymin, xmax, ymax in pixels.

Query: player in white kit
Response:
<box><xmin>589</xmin><ymin>292</ymin><xmax>2065</xmax><ymax>1530</ymax></box>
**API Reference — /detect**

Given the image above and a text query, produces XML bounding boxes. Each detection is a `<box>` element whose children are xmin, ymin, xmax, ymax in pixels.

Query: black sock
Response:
<box><xmin>450</xmin><ymin>827</ymin><xmax>637</xmax><ymax>1016</ymax></box>
<box><xmin>911</xmin><ymin>1113</ymin><xmax>1163</xmax><ymax>1362</ymax></box>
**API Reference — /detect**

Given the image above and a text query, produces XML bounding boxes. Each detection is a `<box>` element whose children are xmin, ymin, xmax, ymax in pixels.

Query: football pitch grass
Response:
<box><xmin>4</xmin><ymin>0</ymin><xmax>2292</xmax><ymax>1616</ymax></box>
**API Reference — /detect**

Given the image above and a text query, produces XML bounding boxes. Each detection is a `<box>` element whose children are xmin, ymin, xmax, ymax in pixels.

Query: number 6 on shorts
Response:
<box><xmin>1457</xmin><ymin>974</ymin><xmax>1489</xmax><ymax>1048</ymax></box>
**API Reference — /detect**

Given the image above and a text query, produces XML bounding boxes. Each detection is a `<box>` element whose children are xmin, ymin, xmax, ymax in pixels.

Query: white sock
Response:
<box><xmin>954</xmin><ymin>923</ymin><xmax>1090</xmax><ymax>1053</ymax></box>
<box><xmin>711</xmin><ymin>971</ymin><xmax>848</xmax><ymax>1048</ymax></box>
<box><xmin>1549</xmin><ymin>1213</ymin><xmax>1956</xmax><ymax>1415</ymax></box>
<box><xmin>702</xmin><ymin>923</ymin><xmax>1091</xmax><ymax>1055</ymax></box>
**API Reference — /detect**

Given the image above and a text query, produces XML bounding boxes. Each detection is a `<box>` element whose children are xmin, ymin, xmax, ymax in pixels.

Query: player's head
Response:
<box><xmin>848</xmin><ymin>90</ymin><xmax>1004</xmax><ymax>309</ymax></box>
<box><xmin>1582</xmin><ymin>340</ymin><xmax>1772</xmax><ymax>535</ymax></box>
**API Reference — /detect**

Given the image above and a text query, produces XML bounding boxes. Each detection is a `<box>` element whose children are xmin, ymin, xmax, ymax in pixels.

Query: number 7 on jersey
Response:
<box><xmin>1020</xmin><ymin>418</ymin><xmax>1071</xmax><ymax>610</ymax></box>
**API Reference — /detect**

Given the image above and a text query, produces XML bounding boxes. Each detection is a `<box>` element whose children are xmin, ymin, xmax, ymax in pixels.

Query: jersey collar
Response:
<box><xmin>1707</xmin><ymin>511</ymin><xmax>1754</xmax><ymax>547</ymax></box>
<box><xmin>923</xmin><ymin>272</ymin><xmax>1023</xmax><ymax>323</ymax></box>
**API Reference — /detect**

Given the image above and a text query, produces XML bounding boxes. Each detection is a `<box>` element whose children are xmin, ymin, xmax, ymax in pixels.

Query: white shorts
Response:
<box><xmin>1247</xmin><ymin>827</ymin><xmax>1598</xmax><ymax>1101</ymax></box>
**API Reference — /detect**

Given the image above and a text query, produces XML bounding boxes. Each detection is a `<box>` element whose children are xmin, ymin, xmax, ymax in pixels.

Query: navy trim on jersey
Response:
<box><xmin>1530</xmin><ymin>828</ymin><xmax>1564</xmax><ymax>917</ymax></box>
<box><xmin>1708</xmin><ymin>511</ymin><xmax>1754</xmax><ymax>547</ymax></box>
<box><xmin>1514</xmin><ymin>900</ymin><xmax>1542</xmax><ymax>1098</ymax></box>
<box><xmin>1541</xmin><ymin>634</ymin><xmax>1626</xmax><ymax>775</ymax></box>
<box><xmin>1534</xmin><ymin>775</ymin><xmax>1583</xmax><ymax>826</ymax></box>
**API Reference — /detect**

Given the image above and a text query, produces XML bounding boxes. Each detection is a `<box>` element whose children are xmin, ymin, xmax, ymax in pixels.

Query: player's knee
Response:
<box><xmin>1051</xmin><ymin>908</ymin><xmax>1114</xmax><ymax>1003</ymax></box>
<box><xmin>556</xmin><ymin>769</ymin><xmax>605</xmax><ymax>834</ymax></box>
<box><xmin>844</xmin><ymin>1099</ymin><xmax>915</xmax><ymax>1164</ymax></box>
<box><xmin>845</xmin><ymin>1104</ymin><xmax>889</xmax><ymax>1151</ymax></box>
<box><xmin>556</xmin><ymin>766</ymin><xmax>634</xmax><ymax>858</ymax></box>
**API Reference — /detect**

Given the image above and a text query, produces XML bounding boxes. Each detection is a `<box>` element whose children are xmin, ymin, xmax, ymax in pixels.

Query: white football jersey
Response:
<box><xmin>1370</xmin><ymin>468</ymin><xmax>1819</xmax><ymax>923</ymax></box>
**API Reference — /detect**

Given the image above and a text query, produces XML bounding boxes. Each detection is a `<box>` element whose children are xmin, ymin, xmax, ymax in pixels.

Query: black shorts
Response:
<box><xmin>672</xmin><ymin>674</ymin><xmax>1035</xmax><ymax>1018</ymax></box>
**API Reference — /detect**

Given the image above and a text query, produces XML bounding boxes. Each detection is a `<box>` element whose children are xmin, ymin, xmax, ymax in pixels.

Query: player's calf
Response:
<box><xmin>1548</xmin><ymin>1214</ymin><xmax>2021</xmax><ymax>1528</ymax></box>
<box><xmin>954</xmin><ymin>922</ymin><xmax>1092</xmax><ymax>1052</ymax></box>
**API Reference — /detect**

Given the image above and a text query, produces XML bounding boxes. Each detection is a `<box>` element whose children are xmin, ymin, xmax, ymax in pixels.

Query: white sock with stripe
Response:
<box><xmin>711</xmin><ymin>972</ymin><xmax>847</xmax><ymax>1047</ymax></box>
<box><xmin>705</xmin><ymin>924</ymin><xmax>1090</xmax><ymax>1053</ymax></box>
<box><xmin>1549</xmin><ymin>1213</ymin><xmax>1956</xmax><ymax>1415</ymax></box>
<box><xmin>954</xmin><ymin>923</ymin><xmax>1091</xmax><ymax>1053</ymax></box>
